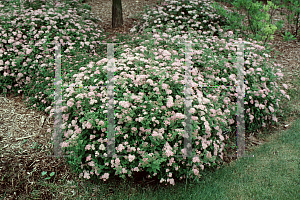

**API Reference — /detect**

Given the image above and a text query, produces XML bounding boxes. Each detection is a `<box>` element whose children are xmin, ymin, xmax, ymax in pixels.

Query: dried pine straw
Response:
<box><xmin>0</xmin><ymin>93</ymin><xmax>88</xmax><ymax>199</ymax></box>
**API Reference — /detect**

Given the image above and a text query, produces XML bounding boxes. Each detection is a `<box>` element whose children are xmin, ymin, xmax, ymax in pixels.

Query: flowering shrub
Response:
<box><xmin>0</xmin><ymin>0</ymin><xmax>105</xmax><ymax>98</ymax></box>
<box><xmin>0</xmin><ymin>0</ymin><xmax>290</xmax><ymax>186</ymax></box>
<box><xmin>46</xmin><ymin>25</ymin><xmax>289</xmax><ymax>185</ymax></box>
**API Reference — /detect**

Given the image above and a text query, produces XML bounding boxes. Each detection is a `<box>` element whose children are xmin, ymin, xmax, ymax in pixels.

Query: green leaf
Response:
<box><xmin>50</xmin><ymin>172</ymin><xmax>55</xmax><ymax>177</ymax></box>
<box><xmin>41</xmin><ymin>171</ymin><xmax>47</xmax><ymax>176</ymax></box>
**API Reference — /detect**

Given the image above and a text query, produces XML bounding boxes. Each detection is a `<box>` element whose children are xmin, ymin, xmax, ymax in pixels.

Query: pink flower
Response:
<box><xmin>200</xmin><ymin>165</ymin><xmax>204</xmax><ymax>171</ymax></box>
<box><xmin>128</xmin><ymin>154</ymin><xmax>135</xmax><ymax>162</ymax></box>
<box><xmin>17</xmin><ymin>73</ymin><xmax>23</xmax><ymax>78</ymax></box>
<box><xmin>168</xmin><ymin>178</ymin><xmax>175</xmax><ymax>185</ymax></box>
<box><xmin>280</xmin><ymin>90</ymin><xmax>286</xmax><ymax>95</ymax></box>
<box><xmin>282</xmin><ymin>84</ymin><xmax>288</xmax><ymax>89</ymax></box>
<box><xmin>88</xmin><ymin>91</ymin><xmax>95</xmax><ymax>97</ymax></box>
<box><xmin>75</xmin><ymin>93</ymin><xmax>85</xmax><ymax>99</ymax></box>
<box><xmin>90</xmin><ymin>135</ymin><xmax>96</xmax><ymax>140</ymax></box>
<box><xmin>119</xmin><ymin>101</ymin><xmax>130</xmax><ymax>108</ymax></box>
<box><xmin>175</xmin><ymin>113</ymin><xmax>185</xmax><ymax>119</ymax></box>
<box><xmin>99</xmin><ymin>144</ymin><xmax>105</xmax><ymax>151</ymax></box>
<box><xmin>227</xmin><ymin>118</ymin><xmax>234</xmax><ymax>124</ymax></box>
<box><xmin>205</xmin><ymin>125</ymin><xmax>211</xmax><ymax>132</ymax></box>
<box><xmin>191</xmin><ymin>116</ymin><xmax>198</xmax><ymax>121</ymax></box>
<box><xmin>102</xmin><ymin>173</ymin><xmax>109</xmax><ymax>180</ymax></box>
<box><xmin>162</xmin><ymin>83</ymin><xmax>168</xmax><ymax>89</ymax></box>
<box><xmin>60</xmin><ymin>141</ymin><xmax>69</xmax><ymax>148</ymax></box>
<box><xmin>193</xmin><ymin>168</ymin><xmax>199</xmax><ymax>176</ymax></box>
<box><xmin>189</xmin><ymin>107</ymin><xmax>196</xmax><ymax>114</ymax></box>
<box><xmin>62</xmin><ymin>114</ymin><xmax>69</xmax><ymax>122</ymax></box>
<box><xmin>122</xmin><ymin>168</ymin><xmax>127</xmax><ymax>174</ymax></box>
<box><xmin>67</xmin><ymin>99</ymin><xmax>74</xmax><ymax>107</ymax></box>
<box><xmin>259</xmin><ymin>104</ymin><xmax>265</xmax><ymax>109</ymax></box>
<box><xmin>181</xmin><ymin>148</ymin><xmax>187</xmax><ymax>155</ymax></box>
<box><xmin>167</xmin><ymin>97</ymin><xmax>174</xmax><ymax>108</ymax></box>
<box><xmin>85</xmin><ymin>121</ymin><xmax>92</xmax><ymax>129</ymax></box>
<box><xmin>193</xmin><ymin>156</ymin><xmax>200</xmax><ymax>163</ymax></box>
<box><xmin>115</xmin><ymin>158</ymin><xmax>121</xmax><ymax>166</ymax></box>
<box><xmin>165</xmin><ymin>149</ymin><xmax>174</xmax><ymax>157</ymax></box>
<box><xmin>98</xmin><ymin>120</ymin><xmax>105</xmax><ymax>126</ymax></box>
<box><xmin>229</xmin><ymin>74</ymin><xmax>236</xmax><ymax>81</ymax></box>
<box><xmin>133</xmin><ymin>167</ymin><xmax>139</xmax><ymax>172</ymax></box>
<box><xmin>26</xmin><ymin>48</ymin><xmax>33</xmax><ymax>54</ymax></box>
<box><xmin>249</xmin><ymin>114</ymin><xmax>254</xmax><ymax>122</ymax></box>
<box><xmin>202</xmin><ymin>140</ymin><xmax>208</xmax><ymax>150</ymax></box>
<box><xmin>117</xmin><ymin>144</ymin><xmax>125</xmax><ymax>152</ymax></box>
<box><xmin>272</xmin><ymin>115</ymin><xmax>278</xmax><ymax>122</ymax></box>
<box><xmin>86</xmin><ymin>154</ymin><xmax>92</xmax><ymax>161</ymax></box>
<box><xmin>152</xmin><ymin>131</ymin><xmax>159</xmax><ymax>139</ymax></box>
<box><xmin>88</xmin><ymin>161</ymin><xmax>95</xmax><ymax>167</ymax></box>
<box><xmin>74</xmin><ymin>126</ymin><xmax>81</xmax><ymax>134</ymax></box>
<box><xmin>83</xmin><ymin>171</ymin><xmax>90</xmax><ymax>179</ymax></box>
<box><xmin>221</xmin><ymin>77</ymin><xmax>227</xmax><ymax>82</ymax></box>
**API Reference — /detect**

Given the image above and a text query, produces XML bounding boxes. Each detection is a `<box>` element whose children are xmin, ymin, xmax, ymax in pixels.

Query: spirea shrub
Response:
<box><xmin>46</xmin><ymin>27</ymin><xmax>289</xmax><ymax>185</ymax></box>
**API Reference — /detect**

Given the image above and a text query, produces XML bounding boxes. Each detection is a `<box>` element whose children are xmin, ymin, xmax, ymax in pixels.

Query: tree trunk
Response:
<box><xmin>112</xmin><ymin>0</ymin><xmax>123</xmax><ymax>28</ymax></box>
